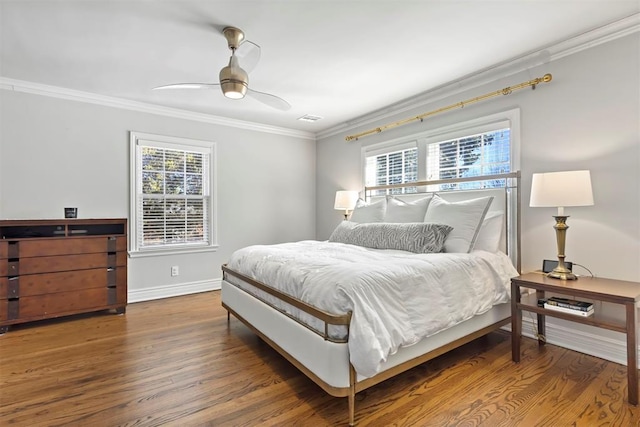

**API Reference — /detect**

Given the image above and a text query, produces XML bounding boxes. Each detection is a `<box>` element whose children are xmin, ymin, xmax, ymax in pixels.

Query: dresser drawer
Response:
<box><xmin>14</xmin><ymin>236</ymin><xmax>126</xmax><ymax>257</ymax></box>
<box><xmin>17</xmin><ymin>288</ymin><xmax>110</xmax><ymax>319</ymax></box>
<box><xmin>12</xmin><ymin>252</ymin><xmax>126</xmax><ymax>275</ymax></box>
<box><xmin>11</xmin><ymin>268</ymin><xmax>127</xmax><ymax>297</ymax></box>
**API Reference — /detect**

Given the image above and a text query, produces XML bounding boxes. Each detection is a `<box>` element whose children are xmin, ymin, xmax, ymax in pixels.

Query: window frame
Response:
<box><xmin>361</xmin><ymin>109</ymin><xmax>520</xmax><ymax>191</ymax></box>
<box><xmin>129</xmin><ymin>131</ymin><xmax>218</xmax><ymax>257</ymax></box>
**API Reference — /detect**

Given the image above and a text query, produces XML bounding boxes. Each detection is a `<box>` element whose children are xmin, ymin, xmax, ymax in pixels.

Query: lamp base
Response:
<box><xmin>547</xmin><ymin>269</ymin><xmax>577</xmax><ymax>280</ymax></box>
<box><xmin>548</xmin><ymin>215</ymin><xmax>578</xmax><ymax>280</ymax></box>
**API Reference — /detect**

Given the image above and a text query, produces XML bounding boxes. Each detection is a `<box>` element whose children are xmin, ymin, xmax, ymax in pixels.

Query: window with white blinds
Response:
<box><xmin>426</xmin><ymin>128</ymin><xmax>511</xmax><ymax>190</ymax></box>
<box><xmin>362</xmin><ymin>109</ymin><xmax>519</xmax><ymax>193</ymax></box>
<box><xmin>130</xmin><ymin>132</ymin><xmax>216</xmax><ymax>254</ymax></box>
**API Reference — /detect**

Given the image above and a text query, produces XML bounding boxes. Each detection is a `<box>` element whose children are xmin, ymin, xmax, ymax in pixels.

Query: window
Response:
<box><xmin>426</xmin><ymin>128</ymin><xmax>511</xmax><ymax>190</ymax></box>
<box><xmin>130</xmin><ymin>132</ymin><xmax>217</xmax><ymax>255</ymax></box>
<box><xmin>363</xmin><ymin>109</ymin><xmax>519</xmax><ymax>193</ymax></box>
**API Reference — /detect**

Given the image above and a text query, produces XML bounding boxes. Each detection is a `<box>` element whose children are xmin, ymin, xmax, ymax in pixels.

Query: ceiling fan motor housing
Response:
<box><xmin>219</xmin><ymin>55</ymin><xmax>249</xmax><ymax>99</ymax></box>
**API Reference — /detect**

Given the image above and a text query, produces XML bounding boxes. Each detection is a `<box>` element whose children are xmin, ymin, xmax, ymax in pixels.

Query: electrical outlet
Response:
<box><xmin>171</xmin><ymin>266</ymin><xmax>179</xmax><ymax>276</ymax></box>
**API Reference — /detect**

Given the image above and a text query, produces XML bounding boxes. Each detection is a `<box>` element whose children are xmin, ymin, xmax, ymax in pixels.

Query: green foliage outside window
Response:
<box><xmin>140</xmin><ymin>147</ymin><xmax>207</xmax><ymax>247</ymax></box>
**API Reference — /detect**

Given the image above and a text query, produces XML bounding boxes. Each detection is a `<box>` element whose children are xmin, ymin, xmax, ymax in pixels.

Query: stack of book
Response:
<box><xmin>543</xmin><ymin>296</ymin><xmax>594</xmax><ymax>317</ymax></box>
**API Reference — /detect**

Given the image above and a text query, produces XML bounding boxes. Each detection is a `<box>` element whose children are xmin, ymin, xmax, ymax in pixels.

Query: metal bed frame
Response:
<box><xmin>221</xmin><ymin>172</ymin><xmax>520</xmax><ymax>425</ymax></box>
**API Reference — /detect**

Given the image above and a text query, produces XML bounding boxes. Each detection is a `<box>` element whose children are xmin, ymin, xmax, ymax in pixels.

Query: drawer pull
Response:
<box><xmin>8</xmin><ymin>262</ymin><xmax>19</xmax><ymax>275</ymax></box>
<box><xmin>7</xmin><ymin>277</ymin><xmax>19</xmax><ymax>298</ymax></box>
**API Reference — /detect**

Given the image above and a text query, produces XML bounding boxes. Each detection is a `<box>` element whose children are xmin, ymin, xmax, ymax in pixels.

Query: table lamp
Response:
<box><xmin>529</xmin><ymin>170</ymin><xmax>594</xmax><ymax>280</ymax></box>
<box><xmin>334</xmin><ymin>191</ymin><xmax>359</xmax><ymax>220</ymax></box>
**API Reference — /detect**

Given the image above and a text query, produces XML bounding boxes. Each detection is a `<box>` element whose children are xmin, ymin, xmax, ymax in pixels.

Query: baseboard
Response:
<box><xmin>504</xmin><ymin>316</ymin><xmax>633</xmax><ymax>366</ymax></box>
<box><xmin>128</xmin><ymin>278</ymin><xmax>221</xmax><ymax>303</ymax></box>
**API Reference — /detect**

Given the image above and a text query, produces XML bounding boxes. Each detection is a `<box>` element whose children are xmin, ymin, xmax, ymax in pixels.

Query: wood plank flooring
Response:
<box><xmin>1</xmin><ymin>291</ymin><xmax>639</xmax><ymax>426</ymax></box>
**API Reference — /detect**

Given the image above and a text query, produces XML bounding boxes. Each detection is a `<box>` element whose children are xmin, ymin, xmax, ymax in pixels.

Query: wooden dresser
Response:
<box><xmin>0</xmin><ymin>218</ymin><xmax>127</xmax><ymax>333</ymax></box>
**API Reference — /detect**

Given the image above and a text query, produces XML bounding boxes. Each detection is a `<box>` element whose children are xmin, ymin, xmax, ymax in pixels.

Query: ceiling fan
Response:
<box><xmin>153</xmin><ymin>26</ymin><xmax>291</xmax><ymax>111</ymax></box>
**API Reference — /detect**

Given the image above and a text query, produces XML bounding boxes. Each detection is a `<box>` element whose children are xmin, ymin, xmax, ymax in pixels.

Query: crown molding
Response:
<box><xmin>0</xmin><ymin>78</ymin><xmax>316</xmax><ymax>141</ymax></box>
<box><xmin>317</xmin><ymin>13</ymin><xmax>640</xmax><ymax>141</ymax></box>
<box><xmin>2</xmin><ymin>12</ymin><xmax>637</xmax><ymax>143</ymax></box>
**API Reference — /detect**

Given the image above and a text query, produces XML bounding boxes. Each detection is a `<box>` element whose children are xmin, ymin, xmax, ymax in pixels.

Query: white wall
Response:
<box><xmin>0</xmin><ymin>90</ymin><xmax>316</xmax><ymax>301</ymax></box>
<box><xmin>318</xmin><ymin>33</ymin><xmax>639</xmax><ymax>281</ymax></box>
<box><xmin>317</xmin><ymin>33</ymin><xmax>640</xmax><ymax>365</ymax></box>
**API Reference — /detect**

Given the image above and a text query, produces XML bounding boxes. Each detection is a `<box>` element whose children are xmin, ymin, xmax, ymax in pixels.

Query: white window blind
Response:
<box><xmin>426</xmin><ymin>128</ymin><xmax>511</xmax><ymax>190</ymax></box>
<box><xmin>130</xmin><ymin>132</ymin><xmax>216</xmax><ymax>254</ymax></box>
<box><xmin>365</xmin><ymin>144</ymin><xmax>418</xmax><ymax>195</ymax></box>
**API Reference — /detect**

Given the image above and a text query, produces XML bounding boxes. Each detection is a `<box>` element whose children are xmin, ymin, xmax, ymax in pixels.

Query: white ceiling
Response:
<box><xmin>1</xmin><ymin>1</ymin><xmax>638</xmax><ymax>134</ymax></box>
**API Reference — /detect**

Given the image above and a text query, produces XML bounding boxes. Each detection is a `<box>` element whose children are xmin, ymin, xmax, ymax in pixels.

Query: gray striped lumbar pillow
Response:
<box><xmin>329</xmin><ymin>221</ymin><xmax>453</xmax><ymax>254</ymax></box>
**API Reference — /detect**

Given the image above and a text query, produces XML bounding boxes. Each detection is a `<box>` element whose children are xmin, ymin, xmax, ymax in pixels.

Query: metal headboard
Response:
<box><xmin>364</xmin><ymin>171</ymin><xmax>521</xmax><ymax>273</ymax></box>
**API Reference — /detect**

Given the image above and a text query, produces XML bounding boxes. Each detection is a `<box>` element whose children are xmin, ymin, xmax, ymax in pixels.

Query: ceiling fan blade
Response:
<box><xmin>236</xmin><ymin>40</ymin><xmax>261</xmax><ymax>73</ymax></box>
<box><xmin>153</xmin><ymin>83</ymin><xmax>220</xmax><ymax>90</ymax></box>
<box><xmin>247</xmin><ymin>88</ymin><xmax>291</xmax><ymax>111</ymax></box>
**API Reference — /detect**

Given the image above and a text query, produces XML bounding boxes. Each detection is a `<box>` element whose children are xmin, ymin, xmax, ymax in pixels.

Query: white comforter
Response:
<box><xmin>226</xmin><ymin>240</ymin><xmax>518</xmax><ymax>378</ymax></box>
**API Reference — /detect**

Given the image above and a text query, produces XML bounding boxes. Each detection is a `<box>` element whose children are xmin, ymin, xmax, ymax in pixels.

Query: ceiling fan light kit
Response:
<box><xmin>153</xmin><ymin>26</ymin><xmax>290</xmax><ymax>111</ymax></box>
<box><xmin>221</xmin><ymin>81</ymin><xmax>247</xmax><ymax>99</ymax></box>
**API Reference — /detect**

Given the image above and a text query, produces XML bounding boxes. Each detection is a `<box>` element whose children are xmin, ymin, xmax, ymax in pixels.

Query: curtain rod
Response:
<box><xmin>345</xmin><ymin>73</ymin><xmax>552</xmax><ymax>141</ymax></box>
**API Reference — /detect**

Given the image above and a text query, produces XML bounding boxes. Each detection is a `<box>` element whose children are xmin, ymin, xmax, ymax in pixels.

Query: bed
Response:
<box><xmin>221</xmin><ymin>172</ymin><xmax>521</xmax><ymax>425</ymax></box>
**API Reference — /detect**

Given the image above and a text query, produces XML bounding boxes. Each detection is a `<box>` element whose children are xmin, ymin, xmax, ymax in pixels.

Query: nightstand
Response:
<box><xmin>511</xmin><ymin>272</ymin><xmax>640</xmax><ymax>405</ymax></box>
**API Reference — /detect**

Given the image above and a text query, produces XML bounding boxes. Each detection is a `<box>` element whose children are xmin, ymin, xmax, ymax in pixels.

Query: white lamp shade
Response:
<box><xmin>530</xmin><ymin>170</ymin><xmax>594</xmax><ymax>208</ymax></box>
<box><xmin>334</xmin><ymin>191</ymin><xmax>359</xmax><ymax>211</ymax></box>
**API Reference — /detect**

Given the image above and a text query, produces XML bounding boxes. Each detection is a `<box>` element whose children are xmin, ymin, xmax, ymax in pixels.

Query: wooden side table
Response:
<box><xmin>511</xmin><ymin>272</ymin><xmax>640</xmax><ymax>405</ymax></box>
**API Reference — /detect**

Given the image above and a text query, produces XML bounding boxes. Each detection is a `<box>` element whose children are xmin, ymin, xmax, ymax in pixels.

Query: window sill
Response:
<box><xmin>128</xmin><ymin>244</ymin><xmax>219</xmax><ymax>258</ymax></box>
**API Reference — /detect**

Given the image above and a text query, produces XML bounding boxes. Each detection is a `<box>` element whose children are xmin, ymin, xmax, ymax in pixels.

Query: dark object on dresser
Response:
<box><xmin>64</xmin><ymin>207</ymin><xmax>78</xmax><ymax>218</ymax></box>
<box><xmin>0</xmin><ymin>218</ymin><xmax>127</xmax><ymax>333</ymax></box>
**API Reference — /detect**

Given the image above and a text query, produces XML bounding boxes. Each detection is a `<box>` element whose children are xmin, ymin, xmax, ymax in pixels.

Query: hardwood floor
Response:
<box><xmin>1</xmin><ymin>291</ymin><xmax>638</xmax><ymax>426</ymax></box>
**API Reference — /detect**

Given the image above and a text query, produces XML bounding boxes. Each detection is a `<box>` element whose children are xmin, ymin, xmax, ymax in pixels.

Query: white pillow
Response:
<box><xmin>473</xmin><ymin>211</ymin><xmax>504</xmax><ymax>253</ymax></box>
<box><xmin>424</xmin><ymin>194</ymin><xmax>494</xmax><ymax>253</ymax></box>
<box><xmin>384</xmin><ymin>196</ymin><xmax>432</xmax><ymax>223</ymax></box>
<box><xmin>349</xmin><ymin>198</ymin><xmax>386</xmax><ymax>223</ymax></box>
